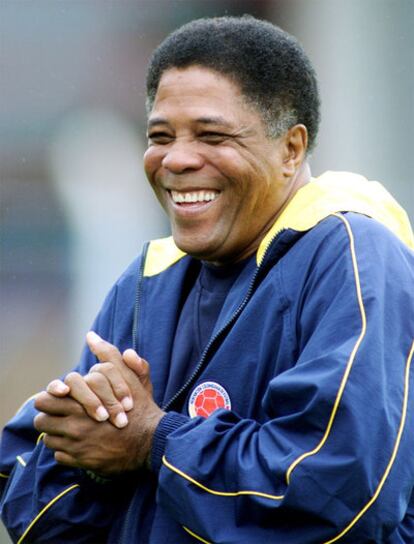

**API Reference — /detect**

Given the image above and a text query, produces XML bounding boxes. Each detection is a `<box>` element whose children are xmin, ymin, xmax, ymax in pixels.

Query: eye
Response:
<box><xmin>147</xmin><ymin>132</ymin><xmax>173</xmax><ymax>145</ymax></box>
<box><xmin>198</xmin><ymin>131</ymin><xmax>229</xmax><ymax>144</ymax></box>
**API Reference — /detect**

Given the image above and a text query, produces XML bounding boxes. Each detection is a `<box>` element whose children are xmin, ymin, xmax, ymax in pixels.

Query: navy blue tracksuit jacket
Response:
<box><xmin>1</xmin><ymin>172</ymin><xmax>414</xmax><ymax>543</ymax></box>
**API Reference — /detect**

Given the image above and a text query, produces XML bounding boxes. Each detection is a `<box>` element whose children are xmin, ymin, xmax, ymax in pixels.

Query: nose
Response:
<box><xmin>161</xmin><ymin>141</ymin><xmax>205</xmax><ymax>174</ymax></box>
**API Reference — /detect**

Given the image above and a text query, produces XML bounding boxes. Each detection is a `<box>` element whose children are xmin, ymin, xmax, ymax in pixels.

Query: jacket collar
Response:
<box><xmin>144</xmin><ymin>171</ymin><xmax>414</xmax><ymax>277</ymax></box>
<box><xmin>257</xmin><ymin>171</ymin><xmax>414</xmax><ymax>265</ymax></box>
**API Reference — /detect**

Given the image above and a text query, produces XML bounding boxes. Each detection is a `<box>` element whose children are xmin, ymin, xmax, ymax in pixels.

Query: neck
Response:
<box><xmin>290</xmin><ymin>161</ymin><xmax>311</xmax><ymax>196</ymax></box>
<box><xmin>208</xmin><ymin>162</ymin><xmax>311</xmax><ymax>267</ymax></box>
<box><xmin>273</xmin><ymin>161</ymin><xmax>311</xmax><ymax>227</ymax></box>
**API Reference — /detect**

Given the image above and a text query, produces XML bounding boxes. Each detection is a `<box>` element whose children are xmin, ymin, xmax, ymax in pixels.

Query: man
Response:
<box><xmin>1</xmin><ymin>15</ymin><xmax>414</xmax><ymax>543</ymax></box>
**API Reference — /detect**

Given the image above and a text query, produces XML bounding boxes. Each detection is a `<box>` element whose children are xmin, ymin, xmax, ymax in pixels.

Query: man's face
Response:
<box><xmin>144</xmin><ymin>66</ymin><xmax>293</xmax><ymax>264</ymax></box>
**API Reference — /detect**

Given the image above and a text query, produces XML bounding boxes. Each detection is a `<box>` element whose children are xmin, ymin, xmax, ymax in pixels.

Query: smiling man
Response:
<box><xmin>1</xmin><ymin>16</ymin><xmax>414</xmax><ymax>544</ymax></box>
<box><xmin>144</xmin><ymin>65</ymin><xmax>308</xmax><ymax>264</ymax></box>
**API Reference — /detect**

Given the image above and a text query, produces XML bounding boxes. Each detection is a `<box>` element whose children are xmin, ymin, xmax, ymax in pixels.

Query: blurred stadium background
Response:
<box><xmin>0</xmin><ymin>1</ymin><xmax>413</xmax><ymax>539</ymax></box>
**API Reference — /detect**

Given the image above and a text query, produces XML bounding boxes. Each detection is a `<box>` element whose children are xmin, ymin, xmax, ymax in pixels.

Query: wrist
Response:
<box><xmin>149</xmin><ymin>412</ymin><xmax>190</xmax><ymax>473</ymax></box>
<box><xmin>142</xmin><ymin>407</ymin><xmax>165</xmax><ymax>470</ymax></box>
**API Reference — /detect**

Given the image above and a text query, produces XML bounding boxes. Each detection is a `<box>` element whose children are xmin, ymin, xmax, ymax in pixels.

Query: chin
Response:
<box><xmin>173</xmin><ymin>234</ymin><xmax>217</xmax><ymax>260</ymax></box>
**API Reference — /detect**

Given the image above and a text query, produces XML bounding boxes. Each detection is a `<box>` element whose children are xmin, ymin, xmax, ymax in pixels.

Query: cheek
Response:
<box><xmin>143</xmin><ymin>147</ymin><xmax>163</xmax><ymax>180</ymax></box>
<box><xmin>213</xmin><ymin>149</ymin><xmax>260</xmax><ymax>192</ymax></box>
<box><xmin>212</xmin><ymin>147</ymin><xmax>243</xmax><ymax>172</ymax></box>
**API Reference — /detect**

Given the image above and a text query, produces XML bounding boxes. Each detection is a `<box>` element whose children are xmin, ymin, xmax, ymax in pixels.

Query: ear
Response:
<box><xmin>281</xmin><ymin>124</ymin><xmax>308</xmax><ymax>177</ymax></box>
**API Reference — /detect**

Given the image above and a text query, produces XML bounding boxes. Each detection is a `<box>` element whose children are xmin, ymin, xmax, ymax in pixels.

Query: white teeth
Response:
<box><xmin>171</xmin><ymin>190</ymin><xmax>219</xmax><ymax>204</ymax></box>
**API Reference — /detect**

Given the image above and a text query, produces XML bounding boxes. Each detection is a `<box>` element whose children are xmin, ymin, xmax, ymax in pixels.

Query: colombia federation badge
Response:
<box><xmin>188</xmin><ymin>381</ymin><xmax>231</xmax><ymax>418</ymax></box>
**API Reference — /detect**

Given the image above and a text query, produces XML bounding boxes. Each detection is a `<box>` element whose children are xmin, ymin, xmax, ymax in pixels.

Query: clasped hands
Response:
<box><xmin>34</xmin><ymin>332</ymin><xmax>165</xmax><ymax>476</ymax></box>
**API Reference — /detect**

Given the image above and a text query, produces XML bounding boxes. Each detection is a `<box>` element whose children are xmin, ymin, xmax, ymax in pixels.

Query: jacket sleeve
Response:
<box><xmin>0</xmin><ymin>257</ymin><xmax>141</xmax><ymax>543</ymax></box>
<box><xmin>155</xmin><ymin>214</ymin><xmax>414</xmax><ymax>544</ymax></box>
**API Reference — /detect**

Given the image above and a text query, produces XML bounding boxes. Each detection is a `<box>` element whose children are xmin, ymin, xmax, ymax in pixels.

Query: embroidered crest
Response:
<box><xmin>188</xmin><ymin>381</ymin><xmax>231</xmax><ymax>418</ymax></box>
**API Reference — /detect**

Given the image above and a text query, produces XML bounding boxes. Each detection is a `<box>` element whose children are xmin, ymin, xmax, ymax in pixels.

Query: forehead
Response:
<box><xmin>149</xmin><ymin>66</ymin><xmax>258</xmax><ymax>125</ymax></box>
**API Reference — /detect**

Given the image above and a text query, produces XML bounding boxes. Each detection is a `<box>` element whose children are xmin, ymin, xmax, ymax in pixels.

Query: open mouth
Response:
<box><xmin>169</xmin><ymin>189</ymin><xmax>220</xmax><ymax>205</ymax></box>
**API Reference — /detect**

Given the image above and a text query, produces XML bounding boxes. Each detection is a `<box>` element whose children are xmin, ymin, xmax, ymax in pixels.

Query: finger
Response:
<box><xmin>86</xmin><ymin>332</ymin><xmax>138</xmax><ymax>399</ymax></box>
<box><xmin>64</xmin><ymin>372</ymin><xmax>110</xmax><ymax>423</ymax></box>
<box><xmin>42</xmin><ymin>433</ymin><xmax>70</xmax><ymax>452</ymax></box>
<box><xmin>35</xmin><ymin>411</ymin><xmax>97</xmax><ymax>442</ymax></box>
<box><xmin>46</xmin><ymin>379</ymin><xmax>70</xmax><ymax>397</ymax></box>
<box><xmin>90</xmin><ymin>362</ymin><xmax>133</xmax><ymax>411</ymax></box>
<box><xmin>54</xmin><ymin>451</ymin><xmax>79</xmax><ymax>468</ymax></box>
<box><xmin>34</xmin><ymin>391</ymin><xmax>83</xmax><ymax>416</ymax></box>
<box><xmin>123</xmin><ymin>350</ymin><xmax>152</xmax><ymax>394</ymax></box>
<box><xmin>34</xmin><ymin>413</ymin><xmax>67</xmax><ymax>436</ymax></box>
<box><xmin>84</xmin><ymin>372</ymin><xmax>128</xmax><ymax>428</ymax></box>
<box><xmin>86</xmin><ymin>331</ymin><xmax>123</xmax><ymax>366</ymax></box>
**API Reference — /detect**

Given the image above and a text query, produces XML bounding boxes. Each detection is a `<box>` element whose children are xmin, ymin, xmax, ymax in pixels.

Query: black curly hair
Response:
<box><xmin>146</xmin><ymin>15</ymin><xmax>320</xmax><ymax>152</ymax></box>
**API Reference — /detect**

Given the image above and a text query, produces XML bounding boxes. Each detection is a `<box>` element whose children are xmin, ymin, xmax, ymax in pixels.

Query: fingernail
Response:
<box><xmin>48</xmin><ymin>380</ymin><xmax>69</xmax><ymax>394</ymax></box>
<box><xmin>115</xmin><ymin>412</ymin><xmax>128</xmax><ymax>428</ymax></box>
<box><xmin>87</xmin><ymin>331</ymin><xmax>102</xmax><ymax>344</ymax></box>
<box><xmin>96</xmin><ymin>406</ymin><xmax>110</xmax><ymax>422</ymax></box>
<box><xmin>121</xmin><ymin>396</ymin><xmax>133</xmax><ymax>411</ymax></box>
<box><xmin>123</xmin><ymin>348</ymin><xmax>139</xmax><ymax>359</ymax></box>
<box><xmin>57</xmin><ymin>381</ymin><xmax>69</xmax><ymax>394</ymax></box>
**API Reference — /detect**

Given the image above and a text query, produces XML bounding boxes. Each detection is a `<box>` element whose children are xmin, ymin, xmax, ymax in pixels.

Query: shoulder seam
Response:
<box><xmin>285</xmin><ymin>212</ymin><xmax>366</xmax><ymax>483</ymax></box>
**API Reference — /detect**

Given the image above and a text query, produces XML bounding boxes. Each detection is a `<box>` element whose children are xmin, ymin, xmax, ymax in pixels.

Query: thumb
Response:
<box><xmin>123</xmin><ymin>349</ymin><xmax>152</xmax><ymax>393</ymax></box>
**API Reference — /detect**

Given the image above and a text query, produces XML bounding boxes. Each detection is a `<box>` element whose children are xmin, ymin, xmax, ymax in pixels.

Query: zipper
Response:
<box><xmin>120</xmin><ymin>242</ymin><xmax>149</xmax><ymax>543</ymax></box>
<box><xmin>121</xmin><ymin>230</ymin><xmax>284</xmax><ymax>542</ymax></box>
<box><xmin>132</xmin><ymin>242</ymin><xmax>149</xmax><ymax>352</ymax></box>
<box><xmin>162</xmin><ymin>229</ymin><xmax>285</xmax><ymax>412</ymax></box>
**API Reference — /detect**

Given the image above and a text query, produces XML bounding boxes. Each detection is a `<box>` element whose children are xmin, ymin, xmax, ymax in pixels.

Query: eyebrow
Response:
<box><xmin>147</xmin><ymin>116</ymin><xmax>234</xmax><ymax>129</ymax></box>
<box><xmin>147</xmin><ymin>117</ymin><xmax>169</xmax><ymax>129</ymax></box>
<box><xmin>195</xmin><ymin>116</ymin><xmax>234</xmax><ymax>128</ymax></box>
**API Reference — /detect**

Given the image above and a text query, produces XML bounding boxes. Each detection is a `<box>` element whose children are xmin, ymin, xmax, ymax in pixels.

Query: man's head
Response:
<box><xmin>144</xmin><ymin>16</ymin><xmax>320</xmax><ymax>265</ymax></box>
<box><xmin>146</xmin><ymin>15</ymin><xmax>320</xmax><ymax>152</ymax></box>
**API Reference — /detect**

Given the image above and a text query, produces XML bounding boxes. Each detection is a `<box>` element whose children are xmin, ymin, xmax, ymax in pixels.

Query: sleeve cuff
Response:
<box><xmin>150</xmin><ymin>411</ymin><xmax>190</xmax><ymax>473</ymax></box>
